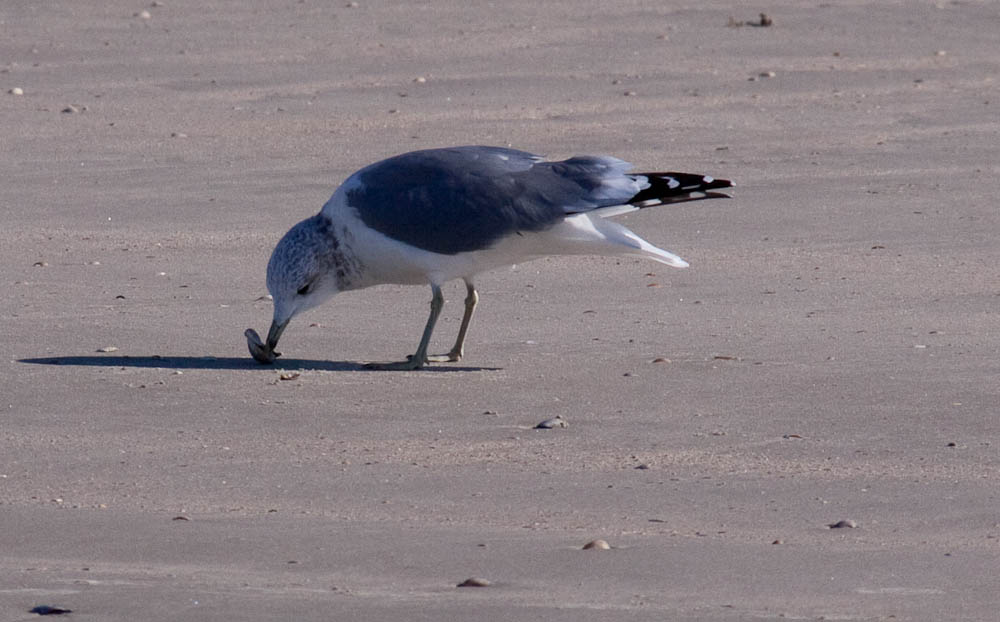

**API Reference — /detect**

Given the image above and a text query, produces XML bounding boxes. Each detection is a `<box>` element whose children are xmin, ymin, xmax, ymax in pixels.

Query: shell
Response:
<box><xmin>582</xmin><ymin>539</ymin><xmax>611</xmax><ymax>550</ymax></box>
<box><xmin>245</xmin><ymin>328</ymin><xmax>278</xmax><ymax>364</ymax></box>
<box><xmin>828</xmin><ymin>519</ymin><xmax>857</xmax><ymax>529</ymax></box>
<box><xmin>535</xmin><ymin>415</ymin><xmax>569</xmax><ymax>429</ymax></box>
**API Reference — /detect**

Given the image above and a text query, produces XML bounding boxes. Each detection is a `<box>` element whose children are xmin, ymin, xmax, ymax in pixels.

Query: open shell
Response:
<box><xmin>245</xmin><ymin>328</ymin><xmax>279</xmax><ymax>364</ymax></box>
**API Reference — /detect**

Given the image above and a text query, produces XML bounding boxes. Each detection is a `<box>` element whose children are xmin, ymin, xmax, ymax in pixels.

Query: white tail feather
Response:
<box><xmin>538</xmin><ymin>214</ymin><xmax>689</xmax><ymax>268</ymax></box>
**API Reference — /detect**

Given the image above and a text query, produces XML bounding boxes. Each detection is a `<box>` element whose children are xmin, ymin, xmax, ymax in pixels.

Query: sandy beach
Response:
<box><xmin>3</xmin><ymin>1</ymin><xmax>999</xmax><ymax>620</ymax></box>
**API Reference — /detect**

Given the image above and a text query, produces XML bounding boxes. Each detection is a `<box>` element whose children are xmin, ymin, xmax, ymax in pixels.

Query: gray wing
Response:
<box><xmin>344</xmin><ymin>146</ymin><xmax>642</xmax><ymax>255</ymax></box>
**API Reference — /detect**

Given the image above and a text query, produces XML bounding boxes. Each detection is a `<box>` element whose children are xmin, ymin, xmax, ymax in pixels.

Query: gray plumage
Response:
<box><xmin>247</xmin><ymin>145</ymin><xmax>733</xmax><ymax>369</ymax></box>
<box><xmin>346</xmin><ymin>146</ymin><xmax>645</xmax><ymax>255</ymax></box>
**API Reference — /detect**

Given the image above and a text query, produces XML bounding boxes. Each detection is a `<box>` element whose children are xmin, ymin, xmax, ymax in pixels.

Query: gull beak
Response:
<box><xmin>266</xmin><ymin>318</ymin><xmax>289</xmax><ymax>351</ymax></box>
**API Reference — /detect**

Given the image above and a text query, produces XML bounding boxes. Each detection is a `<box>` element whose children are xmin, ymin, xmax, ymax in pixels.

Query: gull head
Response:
<box><xmin>247</xmin><ymin>214</ymin><xmax>344</xmax><ymax>364</ymax></box>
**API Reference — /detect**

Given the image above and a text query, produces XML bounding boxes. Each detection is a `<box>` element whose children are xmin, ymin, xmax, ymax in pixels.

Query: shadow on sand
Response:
<box><xmin>18</xmin><ymin>355</ymin><xmax>499</xmax><ymax>373</ymax></box>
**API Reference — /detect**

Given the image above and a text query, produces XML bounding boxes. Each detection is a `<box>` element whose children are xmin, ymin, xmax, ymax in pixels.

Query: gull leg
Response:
<box><xmin>366</xmin><ymin>285</ymin><xmax>444</xmax><ymax>371</ymax></box>
<box><xmin>427</xmin><ymin>280</ymin><xmax>478</xmax><ymax>363</ymax></box>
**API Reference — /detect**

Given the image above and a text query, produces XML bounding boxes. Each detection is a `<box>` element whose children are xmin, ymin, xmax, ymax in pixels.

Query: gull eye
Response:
<box><xmin>296</xmin><ymin>282</ymin><xmax>313</xmax><ymax>296</ymax></box>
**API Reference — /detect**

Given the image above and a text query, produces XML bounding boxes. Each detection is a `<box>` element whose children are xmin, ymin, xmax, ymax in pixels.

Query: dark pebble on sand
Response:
<box><xmin>30</xmin><ymin>606</ymin><xmax>73</xmax><ymax>616</ymax></box>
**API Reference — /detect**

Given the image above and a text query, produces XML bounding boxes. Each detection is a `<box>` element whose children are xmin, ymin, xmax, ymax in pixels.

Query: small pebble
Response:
<box><xmin>652</xmin><ymin>357</ymin><xmax>670</xmax><ymax>363</ymax></box>
<box><xmin>10</xmin><ymin>87</ymin><xmax>24</xmax><ymax>95</ymax></box>
<box><xmin>136</xmin><ymin>9</ymin><xmax>152</xmax><ymax>18</ymax></box>
<box><xmin>61</xmin><ymin>105</ymin><xmax>79</xmax><ymax>114</ymax></box>
<box><xmin>30</xmin><ymin>606</ymin><xmax>72</xmax><ymax>616</ymax></box>
<box><xmin>278</xmin><ymin>371</ymin><xmax>301</xmax><ymax>381</ymax></box>
<box><xmin>582</xmin><ymin>539</ymin><xmax>611</xmax><ymax>550</ymax></box>
<box><xmin>623</xmin><ymin>90</ymin><xmax>637</xmax><ymax>97</ymax></box>
<box><xmin>772</xmin><ymin>539</ymin><xmax>783</xmax><ymax>545</ymax></box>
<box><xmin>759</xmin><ymin>71</ymin><xmax>776</xmax><ymax>78</ymax></box>
<box><xmin>456</xmin><ymin>577</ymin><xmax>491</xmax><ymax>587</ymax></box>
<box><xmin>828</xmin><ymin>519</ymin><xmax>857</xmax><ymax>529</ymax></box>
<box><xmin>33</xmin><ymin>261</ymin><xmax>48</xmax><ymax>267</ymax></box>
<box><xmin>413</xmin><ymin>76</ymin><xmax>427</xmax><ymax>83</ymax></box>
<box><xmin>535</xmin><ymin>415</ymin><xmax>568</xmax><ymax>429</ymax></box>
<box><xmin>96</xmin><ymin>346</ymin><xmax>119</xmax><ymax>353</ymax></box>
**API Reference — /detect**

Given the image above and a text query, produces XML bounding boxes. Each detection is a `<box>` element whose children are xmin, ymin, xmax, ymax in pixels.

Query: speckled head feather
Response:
<box><xmin>266</xmin><ymin>213</ymin><xmax>357</xmax><ymax>328</ymax></box>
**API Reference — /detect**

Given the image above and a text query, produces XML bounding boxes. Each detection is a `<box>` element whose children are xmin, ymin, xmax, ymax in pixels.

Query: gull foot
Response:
<box><xmin>426</xmin><ymin>351</ymin><xmax>462</xmax><ymax>363</ymax></box>
<box><xmin>245</xmin><ymin>328</ymin><xmax>280</xmax><ymax>364</ymax></box>
<box><xmin>364</xmin><ymin>355</ymin><xmax>426</xmax><ymax>371</ymax></box>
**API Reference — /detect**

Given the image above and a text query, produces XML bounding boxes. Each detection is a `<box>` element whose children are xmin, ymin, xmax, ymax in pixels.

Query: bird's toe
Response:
<box><xmin>364</xmin><ymin>358</ymin><xmax>426</xmax><ymax>371</ymax></box>
<box><xmin>426</xmin><ymin>351</ymin><xmax>462</xmax><ymax>363</ymax></box>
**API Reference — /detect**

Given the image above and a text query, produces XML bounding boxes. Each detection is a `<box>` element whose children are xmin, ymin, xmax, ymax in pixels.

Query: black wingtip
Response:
<box><xmin>629</xmin><ymin>172</ymin><xmax>734</xmax><ymax>206</ymax></box>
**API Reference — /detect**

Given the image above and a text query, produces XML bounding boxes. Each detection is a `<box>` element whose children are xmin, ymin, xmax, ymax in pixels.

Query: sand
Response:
<box><xmin>3</xmin><ymin>1</ymin><xmax>999</xmax><ymax>620</ymax></box>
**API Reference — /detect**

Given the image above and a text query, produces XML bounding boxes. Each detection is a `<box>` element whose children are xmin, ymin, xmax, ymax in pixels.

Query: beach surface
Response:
<box><xmin>3</xmin><ymin>1</ymin><xmax>999</xmax><ymax>620</ymax></box>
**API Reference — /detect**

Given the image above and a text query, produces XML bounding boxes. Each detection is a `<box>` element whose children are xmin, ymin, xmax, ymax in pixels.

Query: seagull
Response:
<box><xmin>245</xmin><ymin>146</ymin><xmax>732</xmax><ymax>370</ymax></box>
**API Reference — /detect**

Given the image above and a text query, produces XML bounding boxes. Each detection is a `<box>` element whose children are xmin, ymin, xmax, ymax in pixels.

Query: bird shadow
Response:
<box><xmin>18</xmin><ymin>355</ymin><xmax>500</xmax><ymax>373</ymax></box>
